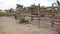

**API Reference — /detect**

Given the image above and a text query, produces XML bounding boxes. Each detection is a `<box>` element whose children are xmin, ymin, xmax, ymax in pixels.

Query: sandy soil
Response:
<box><xmin>0</xmin><ymin>16</ymin><xmax>58</xmax><ymax>34</ymax></box>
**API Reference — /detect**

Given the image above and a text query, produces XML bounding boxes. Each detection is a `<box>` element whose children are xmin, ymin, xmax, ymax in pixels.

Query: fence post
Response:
<box><xmin>51</xmin><ymin>19</ymin><xmax>54</xmax><ymax>27</ymax></box>
<box><xmin>31</xmin><ymin>16</ymin><xmax>33</xmax><ymax>22</ymax></box>
<box><xmin>51</xmin><ymin>3</ymin><xmax>55</xmax><ymax>27</ymax></box>
<box><xmin>23</xmin><ymin>15</ymin><xmax>25</xmax><ymax>19</ymax></box>
<box><xmin>37</xmin><ymin>4</ymin><xmax>41</xmax><ymax>28</ymax></box>
<box><xmin>37</xmin><ymin>16</ymin><xmax>40</xmax><ymax>28</ymax></box>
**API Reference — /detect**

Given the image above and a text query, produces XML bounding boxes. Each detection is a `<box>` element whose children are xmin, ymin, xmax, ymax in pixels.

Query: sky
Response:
<box><xmin>0</xmin><ymin>0</ymin><xmax>60</xmax><ymax>10</ymax></box>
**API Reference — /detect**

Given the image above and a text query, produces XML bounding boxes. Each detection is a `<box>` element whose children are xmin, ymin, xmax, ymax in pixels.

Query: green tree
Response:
<box><xmin>16</xmin><ymin>4</ymin><xmax>24</xmax><ymax>13</ymax></box>
<box><xmin>56</xmin><ymin>0</ymin><xmax>60</xmax><ymax>6</ymax></box>
<box><xmin>30</xmin><ymin>4</ymin><xmax>37</xmax><ymax>14</ymax></box>
<box><xmin>9</xmin><ymin>8</ymin><xmax>14</xmax><ymax>13</ymax></box>
<box><xmin>16</xmin><ymin>4</ymin><xmax>23</xmax><ymax>9</ymax></box>
<box><xmin>23</xmin><ymin>8</ymin><xmax>29</xmax><ymax>13</ymax></box>
<box><xmin>24</xmin><ymin>4</ymin><xmax>37</xmax><ymax>13</ymax></box>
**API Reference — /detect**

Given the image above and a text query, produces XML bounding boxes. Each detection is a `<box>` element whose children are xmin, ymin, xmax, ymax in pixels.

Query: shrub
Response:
<box><xmin>18</xmin><ymin>19</ymin><xmax>30</xmax><ymax>24</ymax></box>
<box><xmin>0</xmin><ymin>11</ymin><xmax>6</xmax><ymax>16</ymax></box>
<box><xmin>57</xmin><ymin>30</ymin><xmax>60</xmax><ymax>34</ymax></box>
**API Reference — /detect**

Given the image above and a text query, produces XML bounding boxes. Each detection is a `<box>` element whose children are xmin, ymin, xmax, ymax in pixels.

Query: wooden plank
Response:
<box><xmin>55</xmin><ymin>24</ymin><xmax>60</xmax><ymax>26</ymax></box>
<box><xmin>23</xmin><ymin>14</ymin><xmax>60</xmax><ymax>23</ymax></box>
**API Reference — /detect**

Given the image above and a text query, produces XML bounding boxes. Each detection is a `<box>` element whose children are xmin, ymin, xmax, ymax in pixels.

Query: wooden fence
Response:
<box><xmin>23</xmin><ymin>14</ymin><xmax>60</xmax><ymax>28</ymax></box>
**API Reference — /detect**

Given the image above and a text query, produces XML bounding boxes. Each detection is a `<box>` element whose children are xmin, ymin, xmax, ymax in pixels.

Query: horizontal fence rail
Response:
<box><xmin>23</xmin><ymin>14</ymin><xmax>60</xmax><ymax>28</ymax></box>
<box><xmin>23</xmin><ymin>14</ymin><xmax>60</xmax><ymax>22</ymax></box>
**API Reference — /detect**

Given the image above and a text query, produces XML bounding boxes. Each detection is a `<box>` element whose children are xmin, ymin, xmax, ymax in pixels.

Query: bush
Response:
<box><xmin>18</xmin><ymin>19</ymin><xmax>30</xmax><ymax>24</ymax></box>
<box><xmin>57</xmin><ymin>30</ymin><xmax>60</xmax><ymax>34</ymax></box>
<box><xmin>0</xmin><ymin>11</ymin><xmax>6</xmax><ymax>16</ymax></box>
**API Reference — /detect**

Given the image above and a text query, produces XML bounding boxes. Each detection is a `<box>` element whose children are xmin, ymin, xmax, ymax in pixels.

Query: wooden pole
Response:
<box><xmin>46</xmin><ymin>9</ymin><xmax>48</xmax><ymax>17</ymax></box>
<box><xmin>37</xmin><ymin>4</ymin><xmax>41</xmax><ymax>28</ymax></box>
<box><xmin>51</xmin><ymin>3</ymin><xmax>55</xmax><ymax>27</ymax></box>
<box><xmin>31</xmin><ymin>16</ymin><xmax>33</xmax><ymax>22</ymax></box>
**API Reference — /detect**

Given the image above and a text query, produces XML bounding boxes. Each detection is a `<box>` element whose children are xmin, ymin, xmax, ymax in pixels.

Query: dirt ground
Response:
<box><xmin>0</xmin><ymin>16</ymin><xmax>58</xmax><ymax>34</ymax></box>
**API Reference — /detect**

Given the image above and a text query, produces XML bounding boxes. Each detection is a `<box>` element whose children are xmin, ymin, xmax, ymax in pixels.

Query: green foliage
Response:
<box><xmin>24</xmin><ymin>8</ymin><xmax>30</xmax><ymax>13</ymax></box>
<box><xmin>57</xmin><ymin>30</ymin><xmax>60</xmax><ymax>34</ymax></box>
<box><xmin>0</xmin><ymin>11</ymin><xmax>6</xmax><ymax>16</ymax></box>
<box><xmin>30</xmin><ymin>5</ymin><xmax>36</xmax><ymax>13</ymax></box>
<box><xmin>9</xmin><ymin>8</ymin><xmax>14</xmax><ymax>13</ymax></box>
<box><xmin>56</xmin><ymin>0</ymin><xmax>60</xmax><ymax>6</ymax></box>
<box><xmin>16</xmin><ymin>4</ymin><xmax>23</xmax><ymax>8</ymax></box>
<box><xmin>24</xmin><ymin>4</ymin><xmax>37</xmax><ymax>13</ymax></box>
<box><xmin>24</xmin><ymin>7</ymin><xmax>32</xmax><ymax>13</ymax></box>
<box><xmin>18</xmin><ymin>19</ymin><xmax>30</xmax><ymax>24</ymax></box>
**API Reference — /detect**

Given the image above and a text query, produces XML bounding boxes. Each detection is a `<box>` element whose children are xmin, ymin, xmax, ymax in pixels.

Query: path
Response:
<box><xmin>0</xmin><ymin>17</ymin><xmax>58</xmax><ymax>34</ymax></box>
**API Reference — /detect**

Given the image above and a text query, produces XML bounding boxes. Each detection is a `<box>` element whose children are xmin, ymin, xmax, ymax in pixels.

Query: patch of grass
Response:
<box><xmin>18</xmin><ymin>19</ymin><xmax>30</xmax><ymax>24</ymax></box>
